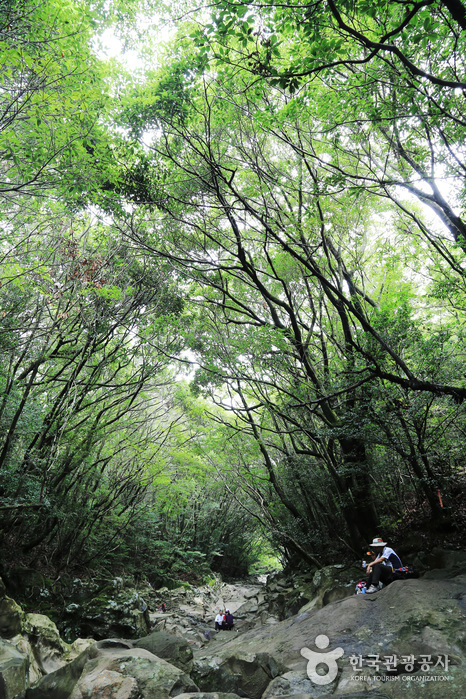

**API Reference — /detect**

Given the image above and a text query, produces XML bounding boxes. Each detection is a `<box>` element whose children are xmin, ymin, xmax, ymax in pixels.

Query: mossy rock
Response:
<box><xmin>265</xmin><ymin>564</ymin><xmax>361</xmax><ymax>619</ymax></box>
<box><xmin>22</xmin><ymin>613</ymin><xmax>71</xmax><ymax>674</ymax></box>
<box><xmin>61</xmin><ymin>587</ymin><xmax>150</xmax><ymax>640</ymax></box>
<box><xmin>70</xmin><ymin>648</ymin><xmax>199</xmax><ymax>698</ymax></box>
<box><xmin>0</xmin><ymin>597</ymin><xmax>24</xmax><ymax>638</ymax></box>
<box><xmin>193</xmin><ymin>651</ymin><xmax>287</xmax><ymax>699</ymax></box>
<box><xmin>0</xmin><ymin>639</ymin><xmax>30</xmax><ymax>699</ymax></box>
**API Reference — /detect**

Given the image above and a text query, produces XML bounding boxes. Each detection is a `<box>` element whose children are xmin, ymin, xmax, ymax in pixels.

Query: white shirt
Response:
<box><xmin>215</xmin><ymin>614</ymin><xmax>223</xmax><ymax>624</ymax></box>
<box><xmin>380</xmin><ymin>546</ymin><xmax>402</xmax><ymax>570</ymax></box>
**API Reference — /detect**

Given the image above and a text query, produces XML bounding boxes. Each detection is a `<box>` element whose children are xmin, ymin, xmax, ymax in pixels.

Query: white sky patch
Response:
<box><xmin>95</xmin><ymin>16</ymin><xmax>175</xmax><ymax>72</ymax></box>
<box><xmin>97</xmin><ymin>28</ymin><xmax>140</xmax><ymax>67</ymax></box>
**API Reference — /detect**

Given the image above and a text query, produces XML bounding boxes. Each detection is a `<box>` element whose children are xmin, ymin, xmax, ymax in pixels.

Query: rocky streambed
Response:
<box><xmin>0</xmin><ymin>548</ymin><xmax>465</xmax><ymax>698</ymax></box>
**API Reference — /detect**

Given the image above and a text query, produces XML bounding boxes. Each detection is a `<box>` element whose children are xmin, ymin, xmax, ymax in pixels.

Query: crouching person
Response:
<box><xmin>365</xmin><ymin>537</ymin><xmax>403</xmax><ymax>593</ymax></box>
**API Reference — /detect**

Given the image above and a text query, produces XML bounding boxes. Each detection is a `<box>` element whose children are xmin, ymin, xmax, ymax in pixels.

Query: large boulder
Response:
<box><xmin>134</xmin><ymin>630</ymin><xmax>194</xmax><ymax>673</ymax></box>
<box><xmin>8</xmin><ymin>635</ymin><xmax>43</xmax><ymax>686</ymax></box>
<box><xmin>0</xmin><ymin>596</ymin><xmax>25</xmax><ymax>638</ymax></box>
<box><xmin>25</xmin><ymin>640</ymin><xmax>199</xmax><ymax>699</ymax></box>
<box><xmin>69</xmin><ymin>644</ymin><xmax>198</xmax><ymax>698</ymax></box>
<box><xmin>192</xmin><ymin>657</ymin><xmax>240</xmax><ymax>696</ymax></box>
<box><xmin>62</xmin><ymin>579</ymin><xmax>150</xmax><ymax>640</ymax></box>
<box><xmin>0</xmin><ymin>581</ymin><xmax>93</xmax><ymax>693</ymax></box>
<box><xmin>25</xmin><ymin>645</ymin><xmax>92</xmax><ymax>698</ymax></box>
<box><xmin>415</xmin><ymin>547</ymin><xmax>466</xmax><ymax>579</ymax></box>
<box><xmin>0</xmin><ymin>593</ymin><xmax>46</xmax><ymax>694</ymax></box>
<box><xmin>193</xmin><ymin>649</ymin><xmax>288</xmax><ymax>699</ymax></box>
<box><xmin>71</xmin><ymin>668</ymin><xmax>139</xmax><ymax>698</ymax></box>
<box><xmin>0</xmin><ymin>638</ymin><xmax>31</xmax><ymax>699</ymax></box>
<box><xmin>22</xmin><ymin>612</ymin><xmax>70</xmax><ymax>674</ymax></box>
<box><xmin>261</xmin><ymin>670</ymin><xmax>317</xmax><ymax>698</ymax></box>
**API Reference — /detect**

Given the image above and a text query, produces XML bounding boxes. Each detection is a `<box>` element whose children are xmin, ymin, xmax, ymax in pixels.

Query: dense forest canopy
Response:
<box><xmin>0</xmin><ymin>0</ymin><xmax>465</xmax><ymax>591</ymax></box>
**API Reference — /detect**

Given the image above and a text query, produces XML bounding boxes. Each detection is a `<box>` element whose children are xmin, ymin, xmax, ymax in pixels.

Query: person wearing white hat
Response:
<box><xmin>365</xmin><ymin>537</ymin><xmax>403</xmax><ymax>593</ymax></box>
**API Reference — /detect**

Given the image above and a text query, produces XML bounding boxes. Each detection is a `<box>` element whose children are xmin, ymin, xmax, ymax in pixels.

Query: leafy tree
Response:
<box><xmin>116</xmin><ymin>24</ymin><xmax>465</xmax><ymax>556</ymax></box>
<box><xmin>192</xmin><ymin>0</ymin><xmax>466</xmax><ymax>256</ymax></box>
<box><xmin>0</xmin><ymin>210</ymin><xmax>187</xmax><ymax>567</ymax></box>
<box><xmin>1</xmin><ymin>0</ymin><xmax>110</xmax><ymax>201</ymax></box>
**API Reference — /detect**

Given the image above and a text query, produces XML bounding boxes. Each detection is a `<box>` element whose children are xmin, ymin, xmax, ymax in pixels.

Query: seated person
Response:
<box><xmin>223</xmin><ymin>610</ymin><xmax>234</xmax><ymax>630</ymax></box>
<box><xmin>365</xmin><ymin>537</ymin><xmax>403</xmax><ymax>593</ymax></box>
<box><xmin>215</xmin><ymin>610</ymin><xmax>224</xmax><ymax>631</ymax></box>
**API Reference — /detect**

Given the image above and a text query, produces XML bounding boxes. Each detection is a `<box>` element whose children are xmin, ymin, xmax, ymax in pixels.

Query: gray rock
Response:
<box><xmin>25</xmin><ymin>646</ymin><xmax>92</xmax><ymax>698</ymax></box>
<box><xmin>69</xmin><ymin>646</ymin><xmax>198</xmax><ymax>698</ymax></box>
<box><xmin>262</xmin><ymin>670</ymin><xmax>321</xmax><ymax>697</ymax></box>
<box><xmin>193</xmin><ymin>650</ymin><xmax>288</xmax><ymax>699</ymax></box>
<box><xmin>25</xmin><ymin>643</ymin><xmax>199</xmax><ymax>699</ymax></box>
<box><xmin>0</xmin><ymin>596</ymin><xmax>24</xmax><ymax>638</ymax></box>
<box><xmin>0</xmin><ymin>639</ymin><xmax>30</xmax><ymax>699</ymax></box>
<box><xmin>419</xmin><ymin>548</ymin><xmax>466</xmax><ymax>579</ymax></box>
<box><xmin>234</xmin><ymin>599</ymin><xmax>259</xmax><ymax>618</ymax></box>
<box><xmin>260</xmin><ymin>565</ymin><xmax>361</xmax><ymax>623</ymax></box>
<box><xmin>7</xmin><ymin>635</ymin><xmax>43</xmax><ymax>685</ymax></box>
<box><xmin>22</xmin><ymin>612</ymin><xmax>70</xmax><ymax>674</ymax></box>
<box><xmin>62</xmin><ymin>581</ymin><xmax>150</xmax><ymax>640</ymax></box>
<box><xmin>192</xmin><ymin>658</ymin><xmax>239</xmax><ymax>696</ymax></box>
<box><xmin>134</xmin><ymin>630</ymin><xmax>194</xmax><ymax>673</ymax></box>
<box><xmin>73</xmin><ymin>670</ymin><xmax>139</xmax><ymax>698</ymax></box>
